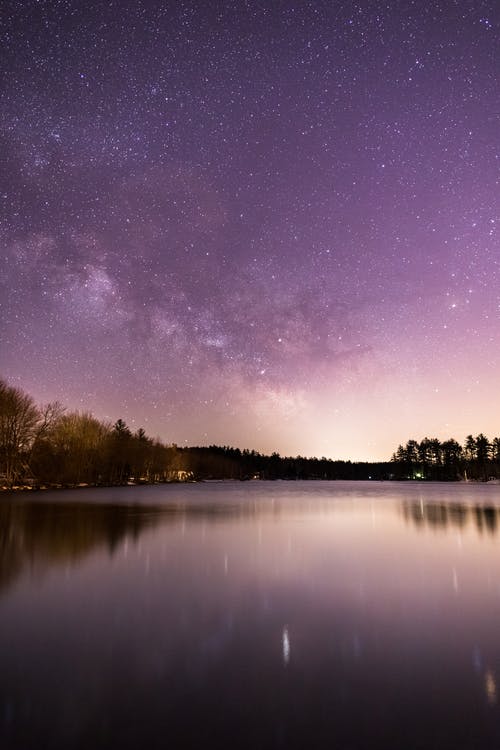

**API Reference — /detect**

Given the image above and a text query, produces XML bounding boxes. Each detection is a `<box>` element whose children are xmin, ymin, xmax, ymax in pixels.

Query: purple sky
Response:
<box><xmin>2</xmin><ymin>0</ymin><xmax>499</xmax><ymax>460</ymax></box>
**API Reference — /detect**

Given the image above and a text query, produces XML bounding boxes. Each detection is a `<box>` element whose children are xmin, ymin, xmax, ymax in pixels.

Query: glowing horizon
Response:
<box><xmin>2</xmin><ymin>2</ymin><xmax>499</xmax><ymax>462</ymax></box>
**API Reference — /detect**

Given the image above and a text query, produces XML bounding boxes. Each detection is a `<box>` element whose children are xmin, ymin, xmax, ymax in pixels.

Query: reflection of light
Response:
<box><xmin>452</xmin><ymin>567</ymin><xmax>459</xmax><ymax>593</ymax></box>
<box><xmin>472</xmin><ymin>645</ymin><xmax>482</xmax><ymax>673</ymax></box>
<box><xmin>224</xmin><ymin>553</ymin><xmax>228</xmax><ymax>575</ymax></box>
<box><xmin>485</xmin><ymin>669</ymin><xmax>497</xmax><ymax>704</ymax></box>
<box><xmin>282</xmin><ymin>626</ymin><xmax>290</xmax><ymax>665</ymax></box>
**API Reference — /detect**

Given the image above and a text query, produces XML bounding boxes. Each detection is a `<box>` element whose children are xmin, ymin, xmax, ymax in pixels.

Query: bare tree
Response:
<box><xmin>48</xmin><ymin>411</ymin><xmax>111</xmax><ymax>485</ymax></box>
<box><xmin>0</xmin><ymin>379</ymin><xmax>40</xmax><ymax>486</ymax></box>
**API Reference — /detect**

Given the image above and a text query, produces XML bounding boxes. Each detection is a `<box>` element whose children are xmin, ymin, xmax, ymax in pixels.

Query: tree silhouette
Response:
<box><xmin>464</xmin><ymin>435</ymin><xmax>476</xmax><ymax>462</ymax></box>
<box><xmin>0</xmin><ymin>380</ymin><xmax>61</xmax><ymax>486</ymax></box>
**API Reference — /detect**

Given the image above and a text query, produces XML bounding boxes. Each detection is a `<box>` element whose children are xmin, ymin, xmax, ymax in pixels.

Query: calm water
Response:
<box><xmin>2</xmin><ymin>481</ymin><xmax>500</xmax><ymax>749</ymax></box>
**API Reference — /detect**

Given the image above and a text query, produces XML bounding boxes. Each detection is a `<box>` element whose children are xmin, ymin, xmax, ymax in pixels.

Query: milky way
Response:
<box><xmin>1</xmin><ymin>1</ymin><xmax>499</xmax><ymax>460</ymax></box>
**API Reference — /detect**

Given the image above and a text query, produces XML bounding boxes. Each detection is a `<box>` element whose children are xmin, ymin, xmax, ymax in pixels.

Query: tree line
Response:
<box><xmin>2</xmin><ymin>377</ymin><xmax>498</xmax><ymax>488</ymax></box>
<box><xmin>0</xmin><ymin>378</ymin><xmax>393</xmax><ymax>488</ymax></box>
<box><xmin>0</xmin><ymin>379</ymin><xmax>178</xmax><ymax>488</ymax></box>
<box><xmin>391</xmin><ymin>435</ymin><xmax>500</xmax><ymax>481</ymax></box>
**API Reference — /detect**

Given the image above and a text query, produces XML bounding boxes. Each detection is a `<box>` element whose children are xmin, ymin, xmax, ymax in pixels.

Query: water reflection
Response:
<box><xmin>0</xmin><ymin>491</ymin><xmax>283</xmax><ymax>595</ymax></box>
<box><xmin>485</xmin><ymin>669</ymin><xmax>498</xmax><ymax>705</ymax></box>
<box><xmin>282</xmin><ymin>626</ymin><xmax>290</xmax><ymax>666</ymax></box>
<box><xmin>401</xmin><ymin>500</ymin><xmax>500</xmax><ymax>534</ymax></box>
<box><xmin>0</xmin><ymin>499</ymin><xmax>162</xmax><ymax>595</ymax></box>
<box><xmin>2</xmin><ymin>483</ymin><xmax>500</xmax><ymax>749</ymax></box>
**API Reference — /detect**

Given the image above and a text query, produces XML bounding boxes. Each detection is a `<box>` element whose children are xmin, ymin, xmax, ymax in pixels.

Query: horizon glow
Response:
<box><xmin>1</xmin><ymin>1</ymin><xmax>499</xmax><ymax>461</ymax></box>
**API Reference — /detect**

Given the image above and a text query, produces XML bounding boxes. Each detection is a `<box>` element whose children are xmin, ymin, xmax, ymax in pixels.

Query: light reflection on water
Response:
<box><xmin>1</xmin><ymin>481</ymin><xmax>500</xmax><ymax>749</ymax></box>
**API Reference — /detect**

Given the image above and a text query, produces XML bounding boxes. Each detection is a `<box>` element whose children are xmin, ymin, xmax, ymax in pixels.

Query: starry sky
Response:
<box><xmin>1</xmin><ymin>0</ymin><xmax>499</xmax><ymax>461</ymax></box>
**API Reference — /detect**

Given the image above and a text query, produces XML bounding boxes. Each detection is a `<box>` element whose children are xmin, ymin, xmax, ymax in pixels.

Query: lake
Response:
<box><xmin>2</xmin><ymin>480</ymin><xmax>500</xmax><ymax>749</ymax></box>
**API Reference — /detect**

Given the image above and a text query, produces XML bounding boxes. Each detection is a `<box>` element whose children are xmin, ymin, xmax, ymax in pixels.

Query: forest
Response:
<box><xmin>0</xmin><ymin>378</ymin><xmax>498</xmax><ymax>488</ymax></box>
<box><xmin>390</xmin><ymin>435</ymin><xmax>500</xmax><ymax>481</ymax></box>
<box><xmin>0</xmin><ymin>378</ymin><xmax>391</xmax><ymax>487</ymax></box>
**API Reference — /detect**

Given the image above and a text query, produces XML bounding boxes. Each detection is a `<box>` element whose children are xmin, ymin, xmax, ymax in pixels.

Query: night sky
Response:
<box><xmin>1</xmin><ymin>0</ymin><xmax>499</xmax><ymax>461</ymax></box>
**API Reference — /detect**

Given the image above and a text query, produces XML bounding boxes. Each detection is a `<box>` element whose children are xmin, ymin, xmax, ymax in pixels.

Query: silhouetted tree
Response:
<box><xmin>492</xmin><ymin>437</ymin><xmax>500</xmax><ymax>463</ymax></box>
<box><xmin>475</xmin><ymin>433</ymin><xmax>491</xmax><ymax>480</ymax></box>
<box><xmin>0</xmin><ymin>380</ymin><xmax>40</xmax><ymax>486</ymax></box>
<box><xmin>464</xmin><ymin>435</ymin><xmax>476</xmax><ymax>462</ymax></box>
<box><xmin>0</xmin><ymin>380</ymin><xmax>62</xmax><ymax>486</ymax></box>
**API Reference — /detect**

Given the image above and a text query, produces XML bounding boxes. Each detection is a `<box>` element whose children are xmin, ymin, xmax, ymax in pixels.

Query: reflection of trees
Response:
<box><xmin>475</xmin><ymin>506</ymin><xmax>498</xmax><ymax>534</ymax></box>
<box><xmin>402</xmin><ymin>502</ymin><xmax>500</xmax><ymax>535</ymax></box>
<box><xmin>0</xmin><ymin>500</ymin><xmax>164</xmax><ymax>596</ymax></box>
<box><xmin>0</xmin><ymin>503</ymin><xmax>25</xmax><ymax>592</ymax></box>
<box><xmin>0</xmin><ymin>495</ymin><xmax>280</xmax><ymax>596</ymax></box>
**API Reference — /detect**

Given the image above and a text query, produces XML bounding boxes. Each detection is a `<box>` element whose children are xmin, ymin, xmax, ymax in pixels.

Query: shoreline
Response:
<box><xmin>3</xmin><ymin>477</ymin><xmax>494</xmax><ymax>494</ymax></box>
